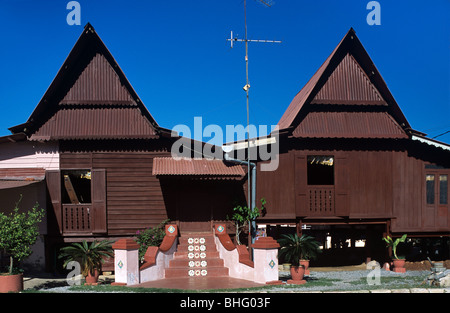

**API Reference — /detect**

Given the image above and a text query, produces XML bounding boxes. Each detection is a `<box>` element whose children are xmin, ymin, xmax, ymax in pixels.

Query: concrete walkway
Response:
<box><xmin>131</xmin><ymin>276</ymin><xmax>265</xmax><ymax>290</ymax></box>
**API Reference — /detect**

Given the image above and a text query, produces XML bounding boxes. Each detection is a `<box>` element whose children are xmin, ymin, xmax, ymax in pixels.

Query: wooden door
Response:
<box><xmin>178</xmin><ymin>189</ymin><xmax>212</xmax><ymax>233</ymax></box>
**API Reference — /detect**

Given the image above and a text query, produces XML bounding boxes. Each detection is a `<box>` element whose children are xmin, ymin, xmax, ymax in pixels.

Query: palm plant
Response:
<box><xmin>277</xmin><ymin>234</ymin><xmax>321</xmax><ymax>267</ymax></box>
<box><xmin>382</xmin><ymin>234</ymin><xmax>407</xmax><ymax>259</ymax></box>
<box><xmin>59</xmin><ymin>240</ymin><xmax>114</xmax><ymax>276</ymax></box>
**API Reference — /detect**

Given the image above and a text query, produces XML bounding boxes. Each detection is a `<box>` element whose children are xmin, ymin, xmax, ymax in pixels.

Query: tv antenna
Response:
<box><xmin>226</xmin><ymin>0</ymin><xmax>281</xmax><ymax>246</ymax></box>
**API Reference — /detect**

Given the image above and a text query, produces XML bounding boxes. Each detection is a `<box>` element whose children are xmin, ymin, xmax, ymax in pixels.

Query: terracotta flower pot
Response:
<box><xmin>300</xmin><ymin>260</ymin><xmax>310</xmax><ymax>275</ymax></box>
<box><xmin>392</xmin><ymin>259</ymin><xmax>406</xmax><ymax>270</ymax></box>
<box><xmin>290</xmin><ymin>266</ymin><xmax>305</xmax><ymax>281</ymax></box>
<box><xmin>85</xmin><ymin>269</ymin><xmax>100</xmax><ymax>285</ymax></box>
<box><xmin>0</xmin><ymin>273</ymin><xmax>23</xmax><ymax>293</ymax></box>
<box><xmin>300</xmin><ymin>260</ymin><xmax>309</xmax><ymax>270</ymax></box>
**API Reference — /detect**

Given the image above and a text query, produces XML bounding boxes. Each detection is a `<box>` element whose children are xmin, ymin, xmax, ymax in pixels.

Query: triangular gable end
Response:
<box><xmin>9</xmin><ymin>23</ymin><xmax>159</xmax><ymax>140</ymax></box>
<box><xmin>277</xmin><ymin>28</ymin><xmax>411</xmax><ymax>134</ymax></box>
<box><xmin>59</xmin><ymin>53</ymin><xmax>135</xmax><ymax>105</ymax></box>
<box><xmin>311</xmin><ymin>53</ymin><xmax>387</xmax><ymax>106</ymax></box>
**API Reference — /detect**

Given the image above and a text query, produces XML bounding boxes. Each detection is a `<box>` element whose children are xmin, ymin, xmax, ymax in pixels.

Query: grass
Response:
<box><xmin>29</xmin><ymin>276</ymin><xmax>421</xmax><ymax>293</ymax></box>
<box><xmin>24</xmin><ymin>270</ymin><xmax>438</xmax><ymax>293</ymax></box>
<box><xmin>347</xmin><ymin>275</ymin><xmax>434</xmax><ymax>290</ymax></box>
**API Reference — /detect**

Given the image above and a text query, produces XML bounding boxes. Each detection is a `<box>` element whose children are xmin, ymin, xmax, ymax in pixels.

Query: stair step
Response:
<box><xmin>179</xmin><ymin>231</ymin><xmax>214</xmax><ymax>236</ymax></box>
<box><xmin>176</xmin><ymin>244</ymin><xmax>217</xmax><ymax>252</ymax></box>
<box><xmin>164</xmin><ymin>231</ymin><xmax>229</xmax><ymax>278</ymax></box>
<box><xmin>170</xmin><ymin>258</ymin><xmax>224</xmax><ymax>268</ymax></box>
<box><xmin>165</xmin><ymin>266</ymin><xmax>229</xmax><ymax>278</ymax></box>
<box><xmin>178</xmin><ymin>236</ymin><xmax>216</xmax><ymax>245</ymax></box>
<box><xmin>174</xmin><ymin>251</ymin><xmax>220</xmax><ymax>259</ymax></box>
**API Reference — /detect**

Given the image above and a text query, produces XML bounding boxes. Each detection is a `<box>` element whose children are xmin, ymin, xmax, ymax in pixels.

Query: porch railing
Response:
<box><xmin>62</xmin><ymin>204</ymin><xmax>92</xmax><ymax>234</ymax></box>
<box><xmin>308</xmin><ymin>186</ymin><xmax>334</xmax><ymax>215</ymax></box>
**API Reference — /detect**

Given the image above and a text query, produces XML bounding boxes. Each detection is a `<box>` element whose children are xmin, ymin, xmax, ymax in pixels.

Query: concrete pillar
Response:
<box><xmin>252</xmin><ymin>237</ymin><xmax>281</xmax><ymax>284</ymax></box>
<box><xmin>112</xmin><ymin>239</ymin><xmax>140</xmax><ymax>286</ymax></box>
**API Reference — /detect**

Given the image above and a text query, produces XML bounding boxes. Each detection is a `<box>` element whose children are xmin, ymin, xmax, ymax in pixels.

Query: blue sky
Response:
<box><xmin>0</xmin><ymin>0</ymin><xmax>449</xmax><ymax>144</ymax></box>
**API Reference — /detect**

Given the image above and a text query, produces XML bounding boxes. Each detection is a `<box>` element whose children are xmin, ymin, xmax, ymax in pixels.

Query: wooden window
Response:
<box><xmin>440</xmin><ymin>175</ymin><xmax>448</xmax><ymax>205</ymax></box>
<box><xmin>59</xmin><ymin>169</ymin><xmax>107</xmax><ymax>234</ymax></box>
<box><xmin>426</xmin><ymin>174</ymin><xmax>435</xmax><ymax>205</ymax></box>
<box><xmin>307</xmin><ymin>156</ymin><xmax>334</xmax><ymax>185</ymax></box>
<box><xmin>61</xmin><ymin>170</ymin><xmax>91</xmax><ymax>204</ymax></box>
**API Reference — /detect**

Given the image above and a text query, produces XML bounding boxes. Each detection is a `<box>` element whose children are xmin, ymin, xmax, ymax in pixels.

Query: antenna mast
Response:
<box><xmin>227</xmin><ymin>0</ymin><xmax>281</xmax><ymax>247</ymax></box>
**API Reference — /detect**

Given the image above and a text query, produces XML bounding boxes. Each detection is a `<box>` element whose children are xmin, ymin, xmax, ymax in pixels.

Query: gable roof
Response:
<box><xmin>9</xmin><ymin>23</ymin><xmax>161</xmax><ymax>140</ymax></box>
<box><xmin>277</xmin><ymin>28</ymin><xmax>411</xmax><ymax>136</ymax></box>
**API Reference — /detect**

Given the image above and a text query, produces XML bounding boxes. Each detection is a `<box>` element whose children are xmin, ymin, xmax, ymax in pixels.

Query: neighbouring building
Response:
<box><xmin>251</xmin><ymin>28</ymin><xmax>450</xmax><ymax>264</ymax></box>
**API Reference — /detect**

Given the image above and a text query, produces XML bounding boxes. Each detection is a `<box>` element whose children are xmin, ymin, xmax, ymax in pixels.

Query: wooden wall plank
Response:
<box><xmin>61</xmin><ymin>149</ymin><xmax>172</xmax><ymax>236</ymax></box>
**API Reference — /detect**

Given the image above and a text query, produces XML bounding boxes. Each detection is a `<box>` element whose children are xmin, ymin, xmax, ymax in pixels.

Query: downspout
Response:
<box><xmin>224</xmin><ymin>153</ymin><xmax>257</xmax><ymax>246</ymax></box>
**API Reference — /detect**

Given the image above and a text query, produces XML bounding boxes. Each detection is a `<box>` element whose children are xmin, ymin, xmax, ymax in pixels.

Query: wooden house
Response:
<box><xmin>2</xmin><ymin>24</ymin><xmax>245</xmax><ymax>271</ymax></box>
<box><xmin>252</xmin><ymin>28</ymin><xmax>450</xmax><ymax>264</ymax></box>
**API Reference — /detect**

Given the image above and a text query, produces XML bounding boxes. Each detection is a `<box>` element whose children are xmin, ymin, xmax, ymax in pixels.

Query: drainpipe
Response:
<box><xmin>224</xmin><ymin>153</ymin><xmax>257</xmax><ymax>247</ymax></box>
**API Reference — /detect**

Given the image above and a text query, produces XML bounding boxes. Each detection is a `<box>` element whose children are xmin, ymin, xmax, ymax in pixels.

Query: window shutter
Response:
<box><xmin>334</xmin><ymin>154</ymin><xmax>349</xmax><ymax>216</ymax></box>
<box><xmin>295</xmin><ymin>154</ymin><xmax>308</xmax><ymax>216</ymax></box>
<box><xmin>46</xmin><ymin>170</ymin><xmax>62</xmax><ymax>234</ymax></box>
<box><xmin>92</xmin><ymin>169</ymin><xmax>107</xmax><ymax>234</ymax></box>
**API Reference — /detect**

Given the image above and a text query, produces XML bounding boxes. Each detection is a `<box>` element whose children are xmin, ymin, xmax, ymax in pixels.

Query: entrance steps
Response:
<box><xmin>165</xmin><ymin>232</ymin><xmax>229</xmax><ymax>278</ymax></box>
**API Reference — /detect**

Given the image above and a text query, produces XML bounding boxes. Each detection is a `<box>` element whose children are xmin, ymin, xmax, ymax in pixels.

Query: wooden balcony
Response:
<box><xmin>308</xmin><ymin>186</ymin><xmax>335</xmax><ymax>216</ymax></box>
<box><xmin>62</xmin><ymin>204</ymin><xmax>92</xmax><ymax>234</ymax></box>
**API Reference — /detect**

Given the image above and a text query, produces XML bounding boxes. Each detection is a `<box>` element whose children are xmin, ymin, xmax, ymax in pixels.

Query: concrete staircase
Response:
<box><xmin>165</xmin><ymin>232</ymin><xmax>229</xmax><ymax>278</ymax></box>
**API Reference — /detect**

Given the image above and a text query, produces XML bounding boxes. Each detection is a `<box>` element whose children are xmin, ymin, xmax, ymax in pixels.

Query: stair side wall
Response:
<box><xmin>214</xmin><ymin>236</ymin><xmax>255</xmax><ymax>281</ymax></box>
<box><xmin>140</xmin><ymin>238</ymin><xmax>178</xmax><ymax>283</ymax></box>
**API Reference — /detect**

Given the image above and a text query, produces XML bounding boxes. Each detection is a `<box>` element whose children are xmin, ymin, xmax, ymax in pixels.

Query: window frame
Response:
<box><xmin>425</xmin><ymin>168</ymin><xmax>450</xmax><ymax>207</ymax></box>
<box><xmin>307</xmin><ymin>155</ymin><xmax>335</xmax><ymax>186</ymax></box>
<box><xmin>61</xmin><ymin>169</ymin><xmax>92</xmax><ymax>204</ymax></box>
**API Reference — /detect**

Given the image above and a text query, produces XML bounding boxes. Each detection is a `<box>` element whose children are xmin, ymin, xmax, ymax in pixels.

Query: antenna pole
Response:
<box><xmin>226</xmin><ymin>0</ymin><xmax>281</xmax><ymax>250</ymax></box>
<box><xmin>244</xmin><ymin>0</ymin><xmax>251</xmax><ymax>216</ymax></box>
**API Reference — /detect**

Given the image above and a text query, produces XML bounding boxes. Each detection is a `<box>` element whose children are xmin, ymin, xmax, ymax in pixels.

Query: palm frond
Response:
<box><xmin>58</xmin><ymin>239</ymin><xmax>114</xmax><ymax>276</ymax></box>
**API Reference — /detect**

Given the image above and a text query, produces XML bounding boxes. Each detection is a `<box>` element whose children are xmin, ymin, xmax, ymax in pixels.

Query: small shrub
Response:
<box><xmin>135</xmin><ymin>219</ymin><xmax>170</xmax><ymax>261</ymax></box>
<box><xmin>0</xmin><ymin>195</ymin><xmax>45</xmax><ymax>275</ymax></box>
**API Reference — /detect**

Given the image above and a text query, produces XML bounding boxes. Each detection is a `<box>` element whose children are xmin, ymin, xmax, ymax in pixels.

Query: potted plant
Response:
<box><xmin>0</xmin><ymin>197</ymin><xmax>45</xmax><ymax>293</ymax></box>
<box><xmin>298</xmin><ymin>234</ymin><xmax>321</xmax><ymax>275</ymax></box>
<box><xmin>59</xmin><ymin>239</ymin><xmax>114</xmax><ymax>285</ymax></box>
<box><xmin>228</xmin><ymin>198</ymin><xmax>266</xmax><ymax>245</ymax></box>
<box><xmin>382</xmin><ymin>234</ymin><xmax>407</xmax><ymax>272</ymax></box>
<box><xmin>278</xmin><ymin>234</ymin><xmax>321</xmax><ymax>282</ymax></box>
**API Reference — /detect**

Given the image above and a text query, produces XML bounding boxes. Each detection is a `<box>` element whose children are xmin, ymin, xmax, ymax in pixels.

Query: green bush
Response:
<box><xmin>135</xmin><ymin>219</ymin><xmax>170</xmax><ymax>261</ymax></box>
<box><xmin>229</xmin><ymin>198</ymin><xmax>266</xmax><ymax>245</ymax></box>
<box><xmin>0</xmin><ymin>196</ymin><xmax>45</xmax><ymax>275</ymax></box>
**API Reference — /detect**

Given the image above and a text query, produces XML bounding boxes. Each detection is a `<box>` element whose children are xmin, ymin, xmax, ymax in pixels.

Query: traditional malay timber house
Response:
<box><xmin>0</xmin><ymin>24</ymin><xmax>246</xmax><ymax>272</ymax></box>
<box><xmin>0</xmin><ymin>24</ymin><xmax>448</xmax><ymax>273</ymax></box>
<box><xmin>245</xmin><ymin>28</ymin><xmax>450</xmax><ymax>264</ymax></box>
